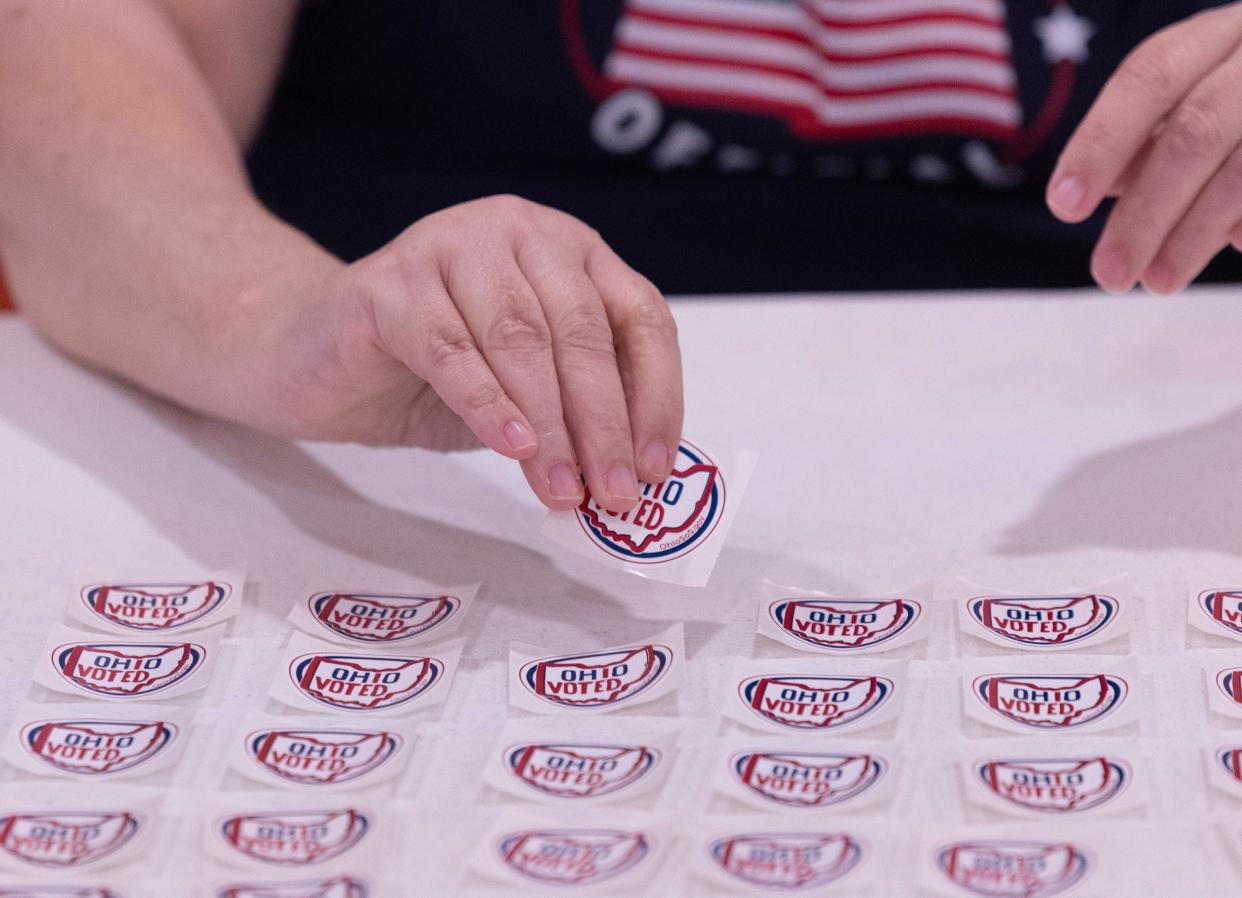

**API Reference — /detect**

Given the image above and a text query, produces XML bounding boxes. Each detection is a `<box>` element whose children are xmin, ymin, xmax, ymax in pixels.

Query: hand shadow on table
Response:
<box><xmin>0</xmin><ymin>338</ymin><xmax>720</xmax><ymax>651</ymax></box>
<box><xmin>996</xmin><ymin>405</ymin><xmax>1242</xmax><ymax>557</ymax></box>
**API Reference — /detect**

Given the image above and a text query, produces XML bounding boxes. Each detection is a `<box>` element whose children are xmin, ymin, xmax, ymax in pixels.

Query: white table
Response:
<box><xmin>2</xmin><ymin>289</ymin><xmax>1241</xmax><ymax>895</ymax></box>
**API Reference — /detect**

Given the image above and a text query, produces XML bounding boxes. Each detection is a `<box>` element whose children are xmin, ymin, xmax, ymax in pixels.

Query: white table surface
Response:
<box><xmin>2</xmin><ymin>288</ymin><xmax>1242</xmax><ymax>896</ymax></box>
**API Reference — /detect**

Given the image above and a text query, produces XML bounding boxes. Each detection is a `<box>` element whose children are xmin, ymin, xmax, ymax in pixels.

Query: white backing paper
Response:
<box><xmin>958</xmin><ymin>738</ymin><xmax>1147</xmax><ymax>818</ymax></box>
<box><xmin>722</xmin><ymin>656</ymin><xmax>907</xmax><ymax>736</ymax></box>
<box><xmin>33</xmin><ymin>624</ymin><xmax>223</xmax><ymax>703</ymax></box>
<box><xmin>1</xmin><ymin>700</ymin><xmax>193</xmax><ymax>782</ymax></box>
<box><xmin>483</xmin><ymin>717</ymin><xmax>678</xmax><ymax>806</ymax></box>
<box><xmin>710</xmin><ymin>733</ymin><xmax>898</xmax><ymax>814</ymax></box>
<box><xmin>756</xmin><ymin>581</ymin><xmax>932</xmax><ymax>655</ymax></box>
<box><xmin>508</xmin><ymin>623</ymin><xmax>685</xmax><ymax>715</ymax></box>
<box><xmin>541</xmin><ymin>439</ymin><xmax>757</xmax><ymax>587</ymax></box>
<box><xmin>227</xmin><ymin>712</ymin><xmax>418</xmax><ymax>792</ymax></box>
<box><xmin>466</xmin><ymin>808</ymin><xmax>670</xmax><ymax>894</ymax></box>
<box><xmin>682</xmin><ymin>816</ymin><xmax>880</xmax><ymax>895</ymax></box>
<box><xmin>286</xmin><ymin>583</ymin><xmax>477</xmax><ymax>647</ymax></box>
<box><xmin>269</xmin><ymin>632</ymin><xmax>462</xmax><ymax>717</ymax></box>
<box><xmin>66</xmin><ymin>568</ymin><xmax>245</xmax><ymax>636</ymax></box>
<box><xmin>960</xmin><ymin>656</ymin><xmax>1139</xmax><ymax>736</ymax></box>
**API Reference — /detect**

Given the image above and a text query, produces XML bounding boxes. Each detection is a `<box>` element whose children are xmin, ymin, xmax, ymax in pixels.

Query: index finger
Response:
<box><xmin>1047</xmin><ymin>9</ymin><xmax>1240</xmax><ymax>223</ymax></box>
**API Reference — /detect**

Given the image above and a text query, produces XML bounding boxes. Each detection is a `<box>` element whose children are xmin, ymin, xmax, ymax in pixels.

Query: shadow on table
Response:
<box><xmin>0</xmin><ymin>337</ymin><xmax>660</xmax><ymax>639</ymax></box>
<box><xmin>997</xmin><ymin>405</ymin><xmax>1242</xmax><ymax>557</ymax></box>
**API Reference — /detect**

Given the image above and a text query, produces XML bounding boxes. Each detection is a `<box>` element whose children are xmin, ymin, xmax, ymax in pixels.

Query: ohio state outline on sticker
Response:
<box><xmin>730</xmin><ymin>751</ymin><xmax>887</xmax><ymax>809</ymax></box>
<box><xmin>934</xmin><ymin>840</ymin><xmax>1090</xmax><ymax>897</ymax></box>
<box><xmin>50</xmin><ymin>640</ymin><xmax>208</xmax><ymax>698</ymax></box>
<box><xmin>576</xmin><ymin>440</ymin><xmax>724</xmax><ymax>564</ymax></box>
<box><xmin>974</xmin><ymin>757</ymin><xmax>1130</xmax><ymax>814</ymax></box>
<box><xmin>738</xmin><ymin>674</ymin><xmax>893</xmax><ymax>731</ymax></box>
<box><xmin>288</xmin><ymin>652</ymin><xmax>443</xmax><ymax>712</ymax></box>
<box><xmin>79</xmin><ymin>581</ymin><xmax>230</xmax><ymax>632</ymax></box>
<box><xmin>967</xmin><ymin>595</ymin><xmax>1119</xmax><ymax>648</ymax></box>
<box><xmin>306</xmin><ymin>592</ymin><xmax>461</xmax><ymax>643</ymax></box>
<box><xmin>218</xmin><ymin>809</ymin><xmax>369</xmax><ymax>866</ymax></box>
<box><xmin>216</xmin><ymin>878</ymin><xmax>368</xmax><ymax>898</ymax></box>
<box><xmin>768</xmin><ymin>598</ymin><xmax>922</xmax><ymax>651</ymax></box>
<box><xmin>20</xmin><ymin>718</ymin><xmax>178</xmax><ymax>777</ymax></box>
<box><xmin>245</xmin><ymin>728</ymin><xmax>403</xmax><ymax>787</ymax></box>
<box><xmin>498</xmin><ymin>829</ymin><xmax>648</xmax><ymax>886</ymax></box>
<box><xmin>504</xmin><ymin>742</ymin><xmax>660</xmax><ymax>799</ymax></box>
<box><xmin>972</xmin><ymin>674</ymin><xmax>1128</xmax><ymax>730</ymax></box>
<box><xmin>709</xmin><ymin>832</ymin><xmax>864</xmax><ymax>889</ymax></box>
<box><xmin>1198</xmin><ymin>590</ymin><xmax>1242</xmax><ymax>638</ymax></box>
<box><xmin>0</xmin><ymin>812</ymin><xmax>141</xmax><ymax>868</ymax></box>
<box><xmin>519</xmin><ymin>644</ymin><xmax>673</xmax><ymax>709</ymax></box>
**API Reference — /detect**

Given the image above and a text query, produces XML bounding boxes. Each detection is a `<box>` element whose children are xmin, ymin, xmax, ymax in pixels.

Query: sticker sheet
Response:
<box><xmin>959</xmin><ymin>656</ymin><xmax>1139</xmax><ymax>736</ymax></box>
<box><xmin>0</xmin><ymin>785</ymin><xmax>162</xmax><ymax>874</ymax></box>
<box><xmin>756</xmin><ymin>581</ymin><xmax>932</xmax><ymax>655</ymax></box>
<box><xmin>722</xmin><ymin>656</ymin><xmax>907</xmax><ymax>736</ymax></box>
<box><xmin>66</xmin><ymin>568</ymin><xmax>246</xmax><ymax>636</ymax></box>
<box><xmin>201</xmin><ymin>795</ymin><xmax>391</xmax><ymax>874</ymax></box>
<box><xmin>466</xmin><ymin>809</ymin><xmax>670</xmax><ymax>894</ymax></box>
<box><xmin>957</xmin><ymin>738</ymin><xmax>1148</xmax><ymax>818</ymax></box>
<box><xmin>1</xmin><ymin>700</ymin><xmax>193</xmax><ymax>782</ymax></box>
<box><xmin>682</xmin><ymin>816</ymin><xmax>881</xmax><ymax>895</ymax></box>
<box><xmin>541</xmin><ymin>439</ymin><xmax>757</xmax><ymax>587</ymax></box>
<box><xmin>482</xmin><ymin>717</ymin><xmax>679</xmax><ymax>806</ymax></box>
<box><xmin>226</xmin><ymin>712</ymin><xmax>418</xmax><ymax>792</ymax></box>
<box><xmin>508</xmin><ymin>623</ymin><xmax>685</xmax><ymax>715</ymax></box>
<box><xmin>957</xmin><ymin>589</ymin><xmax>1130</xmax><ymax>653</ymax></box>
<box><xmin>710</xmin><ymin>733</ymin><xmax>898</xmax><ymax>814</ymax></box>
<box><xmin>269</xmin><ymin>631</ymin><xmax>462</xmax><ymax>717</ymax></box>
<box><xmin>33</xmin><ymin>624</ymin><xmax>224</xmax><ymax>703</ymax></box>
<box><xmin>286</xmin><ymin>583</ymin><xmax>478</xmax><ymax>647</ymax></box>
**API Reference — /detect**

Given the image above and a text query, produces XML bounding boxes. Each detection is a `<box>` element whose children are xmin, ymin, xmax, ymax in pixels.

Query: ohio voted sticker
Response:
<box><xmin>724</xmin><ymin>657</ymin><xmax>905</xmax><ymax>736</ymax></box>
<box><xmin>70</xmin><ymin>570</ymin><xmax>243</xmax><ymax>634</ymax></box>
<box><xmin>240</xmin><ymin>725</ymin><xmax>408</xmax><ymax>789</ymax></box>
<box><xmin>496</xmin><ymin>829</ymin><xmax>651</xmax><ymax>887</ymax></box>
<box><xmin>542</xmin><ymin>440</ymin><xmax>756</xmax><ymax>587</ymax></box>
<box><xmin>726</xmin><ymin>750</ymin><xmax>889</xmax><ymax>810</ymax></box>
<box><xmin>212</xmin><ymin>877</ymin><xmax>369</xmax><ymax>898</ymax></box>
<box><xmin>706</xmin><ymin>831</ymin><xmax>866</xmax><ymax>891</ymax></box>
<box><xmin>287</xmin><ymin>583</ymin><xmax>477</xmax><ymax>646</ymax></box>
<box><xmin>18</xmin><ymin>718</ymin><xmax>179</xmax><ymax>779</ymax></box>
<box><xmin>501</xmin><ymin>743</ymin><xmax>662</xmax><ymax>800</ymax></box>
<box><xmin>270</xmin><ymin>632</ymin><xmax>461</xmax><ymax>717</ymax></box>
<box><xmin>932</xmin><ymin>840</ymin><xmax>1091</xmax><ymax>897</ymax></box>
<box><xmin>0</xmin><ymin>811</ymin><xmax>143</xmax><ymax>869</ymax></box>
<box><xmin>215</xmin><ymin>809</ymin><xmax>371</xmax><ymax>867</ymax></box>
<box><xmin>1191</xmin><ymin>589</ymin><xmax>1242</xmax><ymax>642</ymax></box>
<box><xmin>758</xmin><ymin>593</ymin><xmax>928</xmax><ymax>654</ymax></box>
<box><xmin>509</xmin><ymin>624</ymin><xmax>684</xmax><ymax>715</ymax></box>
<box><xmin>969</xmin><ymin>756</ymin><xmax>1132</xmax><ymax>816</ymax></box>
<box><xmin>962</xmin><ymin>594</ymin><xmax>1123</xmax><ymax>651</ymax></box>
<box><xmin>961</xmin><ymin>658</ymin><xmax>1136</xmax><ymax>736</ymax></box>
<box><xmin>36</xmin><ymin>625</ymin><xmax>222</xmax><ymax>702</ymax></box>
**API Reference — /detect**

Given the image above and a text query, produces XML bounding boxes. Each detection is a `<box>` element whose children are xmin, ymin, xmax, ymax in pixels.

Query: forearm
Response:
<box><xmin>0</xmin><ymin>0</ymin><xmax>340</xmax><ymax>425</ymax></box>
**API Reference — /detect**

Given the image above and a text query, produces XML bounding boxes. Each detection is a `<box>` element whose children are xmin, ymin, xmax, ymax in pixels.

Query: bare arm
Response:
<box><xmin>0</xmin><ymin>0</ymin><xmax>683</xmax><ymax>511</ymax></box>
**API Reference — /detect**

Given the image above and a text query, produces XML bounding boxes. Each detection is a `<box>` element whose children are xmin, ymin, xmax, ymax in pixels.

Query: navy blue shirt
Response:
<box><xmin>248</xmin><ymin>1</ymin><xmax>1242</xmax><ymax>292</ymax></box>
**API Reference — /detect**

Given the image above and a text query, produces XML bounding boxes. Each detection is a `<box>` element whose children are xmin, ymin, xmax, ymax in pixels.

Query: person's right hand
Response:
<box><xmin>255</xmin><ymin>194</ymin><xmax>683</xmax><ymax>514</ymax></box>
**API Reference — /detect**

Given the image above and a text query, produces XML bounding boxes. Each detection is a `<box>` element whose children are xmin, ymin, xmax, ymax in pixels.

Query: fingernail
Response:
<box><xmin>548</xmin><ymin>463</ymin><xmax>583</xmax><ymax>501</ymax></box>
<box><xmin>606</xmin><ymin>464</ymin><xmax>640</xmax><ymax>503</ymax></box>
<box><xmin>503</xmin><ymin>418</ymin><xmax>536</xmax><ymax>453</ymax></box>
<box><xmin>639</xmin><ymin>441</ymin><xmax>670</xmax><ymax>479</ymax></box>
<box><xmin>1092</xmin><ymin>248</ymin><xmax>1134</xmax><ymax>294</ymax></box>
<box><xmin>1049</xmin><ymin>175</ymin><xmax>1087</xmax><ymax>217</ymax></box>
<box><xmin>1142</xmin><ymin>259</ymin><xmax>1175</xmax><ymax>295</ymax></box>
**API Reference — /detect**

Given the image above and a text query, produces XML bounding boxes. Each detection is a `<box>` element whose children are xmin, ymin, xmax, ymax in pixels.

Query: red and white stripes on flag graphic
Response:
<box><xmin>603</xmin><ymin>0</ymin><xmax>1022</xmax><ymax>141</ymax></box>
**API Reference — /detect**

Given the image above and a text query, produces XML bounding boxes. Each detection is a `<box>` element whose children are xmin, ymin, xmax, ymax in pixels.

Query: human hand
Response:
<box><xmin>1046</xmin><ymin>3</ymin><xmax>1242</xmax><ymax>294</ymax></box>
<box><xmin>262</xmin><ymin>195</ymin><xmax>683</xmax><ymax>513</ymax></box>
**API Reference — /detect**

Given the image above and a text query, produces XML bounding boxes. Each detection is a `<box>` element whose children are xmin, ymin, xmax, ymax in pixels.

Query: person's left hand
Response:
<box><xmin>1047</xmin><ymin>2</ymin><xmax>1242</xmax><ymax>294</ymax></box>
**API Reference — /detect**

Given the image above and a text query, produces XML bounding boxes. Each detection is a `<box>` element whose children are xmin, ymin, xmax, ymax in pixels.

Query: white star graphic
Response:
<box><xmin>1034</xmin><ymin>4</ymin><xmax>1095</xmax><ymax>64</ymax></box>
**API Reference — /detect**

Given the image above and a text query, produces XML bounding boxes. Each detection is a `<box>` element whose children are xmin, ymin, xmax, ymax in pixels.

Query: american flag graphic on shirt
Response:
<box><xmin>602</xmin><ymin>0</ymin><xmax>1022</xmax><ymax>141</ymax></box>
